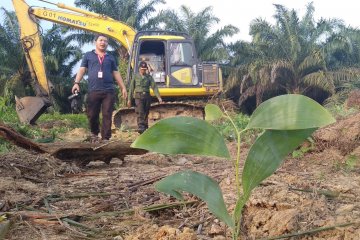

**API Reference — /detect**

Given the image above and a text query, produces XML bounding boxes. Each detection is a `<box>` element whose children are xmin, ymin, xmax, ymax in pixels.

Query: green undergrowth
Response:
<box><xmin>212</xmin><ymin>112</ymin><xmax>259</xmax><ymax>143</ymax></box>
<box><xmin>38</xmin><ymin>111</ymin><xmax>88</xmax><ymax>129</ymax></box>
<box><xmin>0</xmin><ymin>98</ymin><xmax>88</xmax><ymax>153</ymax></box>
<box><xmin>325</xmin><ymin>104</ymin><xmax>359</xmax><ymax>119</ymax></box>
<box><xmin>334</xmin><ymin>154</ymin><xmax>359</xmax><ymax>172</ymax></box>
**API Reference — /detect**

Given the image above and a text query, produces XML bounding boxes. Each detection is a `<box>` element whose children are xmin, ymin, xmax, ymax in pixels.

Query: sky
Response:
<box><xmin>2</xmin><ymin>0</ymin><xmax>360</xmax><ymax>42</ymax></box>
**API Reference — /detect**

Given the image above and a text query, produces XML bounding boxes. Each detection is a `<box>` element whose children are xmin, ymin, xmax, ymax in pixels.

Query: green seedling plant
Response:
<box><xmin>131</xmin><ymin>94</ymin><xmax>335</xmax><ymax>239</ymax></box>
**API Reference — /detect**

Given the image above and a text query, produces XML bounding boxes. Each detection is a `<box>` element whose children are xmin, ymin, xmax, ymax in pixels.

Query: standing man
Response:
<box><xmin>72</xmin><ymin>34</ymin><xmax>127</xmax><ymax>143</ymax></box>
<box><xmin>127</xmin><ymin>61</ymin><xmax>162</xmax><ymax>134</ymax></box>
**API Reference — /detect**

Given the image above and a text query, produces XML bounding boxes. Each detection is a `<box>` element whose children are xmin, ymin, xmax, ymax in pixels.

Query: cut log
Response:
<box><xmin>0</xmin><ymin>123</ymin><xmax>147</xmax><ymax>165</ymax></box>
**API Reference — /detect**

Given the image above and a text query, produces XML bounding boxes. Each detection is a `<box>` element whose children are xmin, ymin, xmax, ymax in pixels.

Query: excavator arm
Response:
<box><xmin>13</xmin><ymin>0</ymin><xmax>51</xmax><ymax>124</ymax></box>
<box><xmin>12</xmin><ymin>0</ymin><xmax>136</xmax><ymax>124</ymax></box>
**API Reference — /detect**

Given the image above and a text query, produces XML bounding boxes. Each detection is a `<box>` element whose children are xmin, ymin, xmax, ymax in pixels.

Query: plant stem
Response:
<box><xmin>225</xmin><ymin>113</ymin><xmax>242</xmax><ymax>197</ymax></box>
<box><xmin>224</xmin><ymin>111</ymin><xmax>249</xmax><ymax>240</ymax></box>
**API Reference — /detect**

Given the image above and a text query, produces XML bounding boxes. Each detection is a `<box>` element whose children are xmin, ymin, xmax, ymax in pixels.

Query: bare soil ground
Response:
<box><xmin>1</xmin><ymin>113</ymin><xmax>360</xmax><ymax>240</ymax></box>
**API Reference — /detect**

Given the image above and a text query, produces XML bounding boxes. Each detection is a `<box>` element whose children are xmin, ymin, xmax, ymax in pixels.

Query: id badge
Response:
<box><xmin>98</xmin><ymin>71</ymin><xmax>103</xmax><ymax>78</ymax></box>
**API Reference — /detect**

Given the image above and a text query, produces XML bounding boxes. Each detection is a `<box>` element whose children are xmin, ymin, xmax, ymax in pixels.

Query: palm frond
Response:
<box><xmin>302</xmin><ymin>71</ymin><xmax>335</xmax><ymax>94</ymax></box>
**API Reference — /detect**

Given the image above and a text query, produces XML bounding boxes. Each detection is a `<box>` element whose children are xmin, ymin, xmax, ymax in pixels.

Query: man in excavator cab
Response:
<box><xmin>72</xmin><ymin>34</ymin><xmax>127</xmax><ymax>143</ymax></box>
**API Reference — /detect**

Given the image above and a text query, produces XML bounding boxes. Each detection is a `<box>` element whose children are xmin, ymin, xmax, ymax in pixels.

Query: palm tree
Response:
<box><xmin>41</xmin><ymin>24</ymin><xmax>83</xmax><ymax>112</ymax></box>
<box><xmin>156</xmin><ymin>5</ymin><xmax>238</xmax><ymax>61</ymax></box>
<box><xmin>42</xmin><ymin>25</ymin><xmax>83</xmax><ymax>78</ymax></box>
<box><xmin>322</xmin><ymin>26</ymin><xmax>360</xmax><ymax>107</ymax></box>
<box><xmin>325</xmin><ymin>26</ymin><xmax>360</xmax><ymax>69</ymax></box>
<box><xmin>227</xmin><ymin>3</ymin><xmax>358</xmax><ymax>111</ymax></box>
<box><xmin>0</xmin><ymin>8</ymin><xmax>30</xmax><ymax>100</ymax></box>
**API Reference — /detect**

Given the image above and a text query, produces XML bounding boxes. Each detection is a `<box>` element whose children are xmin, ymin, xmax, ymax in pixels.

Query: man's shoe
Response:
<box><xmin>90</xmin><ymin>134</ymin><xmax>100</xmax><ymax>144</ymax></box>
<box><xmin>137</xmin><ymin>128</ymin><xmax>146</xmax><ymax>134</ymax></box>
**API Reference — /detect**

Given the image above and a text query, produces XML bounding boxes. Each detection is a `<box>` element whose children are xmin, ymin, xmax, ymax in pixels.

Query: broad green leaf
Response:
<box><xmin>131</xmin><ymin>116</ymin><xmax>230</xmax><ymax>159</ymax></box>
<box><xmin>155</xmin><ymin>170</ymin><xmax>235</xmax><ymax>229</ymax></box>
<box><xmin>242</xmin><ymin>128</ymin><xmax>316</xmax><ymax>197</ymax></box>
<box><xmin>246</xmin><ymin>94</ymin><xmax>335</xmax><ymax>130</ymax></box>
<box><xmin>205</xmin><ymin>104</ymin><xmax>224</xmax><ymax>121</ymax></box>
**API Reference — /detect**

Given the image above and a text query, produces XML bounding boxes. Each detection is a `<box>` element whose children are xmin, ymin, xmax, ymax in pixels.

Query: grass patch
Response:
<box><xmin>0</xmin><ymin>99</ymin><xmax>88</xmax><ymax>152</ymax></box>
<box><xmin>326</xmin><ymin>104</ymin><xmax>358</xmax><ymax>118</ymax></box>
<box><xmin>38</xmin><ymin>112</ymin><xmax>88</xmax><ymax>129</ymax></box>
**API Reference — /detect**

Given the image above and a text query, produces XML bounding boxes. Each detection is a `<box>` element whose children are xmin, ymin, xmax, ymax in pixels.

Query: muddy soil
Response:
<box><xmin>1</xmin><ymin>113</ymin><xmax>360</xmax><ymax>240</ymax></box>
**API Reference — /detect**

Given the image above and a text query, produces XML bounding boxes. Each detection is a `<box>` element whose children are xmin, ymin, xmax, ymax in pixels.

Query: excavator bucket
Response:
<box><xmin>15</xmin><ymin>96</ymin><xmax>48</xmax><ymax>124</ymax></box>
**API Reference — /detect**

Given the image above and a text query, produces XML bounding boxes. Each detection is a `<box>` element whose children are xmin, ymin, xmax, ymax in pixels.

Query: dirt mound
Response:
<box><xmin>313</xmin><ymin>112</ymin><xmax>360</xmax><ymax>155</ymax></box>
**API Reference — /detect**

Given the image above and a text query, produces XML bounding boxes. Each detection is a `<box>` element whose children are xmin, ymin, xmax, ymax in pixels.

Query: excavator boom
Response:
<box><xmin>30</xmin><ymin>3</ymin><xmax>136</xmax><ymax>52</ymax></box>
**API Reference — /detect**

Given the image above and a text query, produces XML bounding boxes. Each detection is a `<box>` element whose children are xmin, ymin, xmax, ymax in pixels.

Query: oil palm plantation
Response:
<box><xmin>322</xmin><ymin>26</ymin><xmax>360</xmax><ymax>106</ymax></box>
<box><xmin>227</xmin><ymin>3</ymin><xmax>359</xmax><ymax>111</ymax></box>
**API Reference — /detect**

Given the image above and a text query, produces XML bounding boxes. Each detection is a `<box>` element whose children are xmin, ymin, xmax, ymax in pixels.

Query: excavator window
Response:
<box><xmin>169</xmin><ymin>42</ymin><xmax>198</xmax><ymax>86</ymax></box>
<box><xmin>138</xmin><ymin>40</ymin><xmax>166</xmax><ymax>84</ymax></box>
<box><xmin>169</xmin><ymin>42</ymin><xmax>193</xmax><ymax>66</ymax></box>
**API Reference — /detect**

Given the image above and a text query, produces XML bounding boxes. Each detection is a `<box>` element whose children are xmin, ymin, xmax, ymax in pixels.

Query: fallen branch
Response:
<box><xmin>260</xmin><ymin>221</ymin><xmax>359</xmax><ymax>240</ymax></box>
<box><xmin>85</xmin><ymin>200</ymin><xmax>198</xmax><ymax>220</ymax></box>
<box><xmin>31</xmin><ymin>219</ymin><xmax>59</xmax><ymax>225</ymax></box>
<box><xmin>289</xmin><ymin>187</ymin><xmax>340</xmax><ymax>198</ymax></box>
<box><xmin>127</xmin><ymin>174</ymin><xmax>166</xmax><ymax>191</ymax></box>
<box><xmin>6</xmin><ymin>201</ymin><xmax>197</xmax><ymax>222</ymax></box>
<box><xmin>46</xmin><ymin>175</ymin><xmax>166</xmax><ymax>201</ymax></box>
<box><xmin>0</xmin><ymin>122</ymin><xmax>147</xmax><ymax>165</ymax></box>
<box><xmin>47</xmin><ymin>192</ymin><xmax>123</xmax><ymax>201</ymax></box>
<box><xmin>64</xmin><ymin>172</ymin><xmax>106</xmax><ymax>178</ymax></box>
<box><xmin>0</xmin><ymin>125</ymin><xmax>44</xmax><ymax>153</ymax></box>
<box><xmin>14</xmin><ymin>211</ymin><xmax>65</xmax><ymax>220</ymax></box>
<box><xmin>62</xmin><ymin>218</ymin><xmax>100</xmax><ymax>233</ymax></box>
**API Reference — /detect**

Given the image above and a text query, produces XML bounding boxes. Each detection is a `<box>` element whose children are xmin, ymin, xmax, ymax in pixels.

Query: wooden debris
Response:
<box><xmin>0</xmin><ymin>123</ymin><xmax>147</xmax><ymax>165</ymax></box>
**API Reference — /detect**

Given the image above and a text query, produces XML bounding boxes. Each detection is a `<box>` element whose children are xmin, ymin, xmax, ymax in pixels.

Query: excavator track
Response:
<box><xmin>113</xmin><ymin>102</ymin><xmax>205</xmax><ymax>130</ymax></box>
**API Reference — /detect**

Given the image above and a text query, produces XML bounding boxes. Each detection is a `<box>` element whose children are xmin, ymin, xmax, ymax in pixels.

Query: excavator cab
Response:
<box><xmin>126</xmin><ymin>31</ymin><xmax>222</xmax><ymax>97</ymax></box>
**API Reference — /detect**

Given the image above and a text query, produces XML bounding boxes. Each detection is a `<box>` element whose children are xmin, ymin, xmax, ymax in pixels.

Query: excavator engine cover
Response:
<box><xmin>15</xmin><ymin>96</ymin><xmax>48</xmax><ymax>124</ymax></box>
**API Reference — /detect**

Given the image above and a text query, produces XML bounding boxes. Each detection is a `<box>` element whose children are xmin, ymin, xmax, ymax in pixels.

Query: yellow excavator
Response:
<box><xmin>12</xmin><ymin>0</ymin><xmax>223</xmax><ymax>128</ymax></box>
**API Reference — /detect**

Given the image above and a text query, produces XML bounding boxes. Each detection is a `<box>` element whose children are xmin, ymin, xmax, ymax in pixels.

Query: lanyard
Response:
<box><xmin>97</xmin><ymin>54</ymin><xmax>105</xmax><ymax>71</ymax></box>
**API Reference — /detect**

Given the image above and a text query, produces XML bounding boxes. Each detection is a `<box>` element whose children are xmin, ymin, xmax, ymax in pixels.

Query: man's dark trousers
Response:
<box><xmin>87</xmin><ymin>91</ymin><xmax>116</xmax><ymax>140</ymax></box>
<box><xmin>134</xmin><ymin>92</ymin><xmax>151</xmax><ymax>133</ymax></box>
